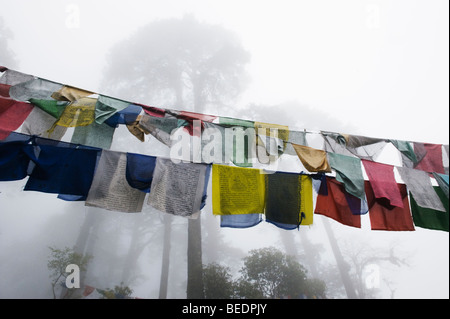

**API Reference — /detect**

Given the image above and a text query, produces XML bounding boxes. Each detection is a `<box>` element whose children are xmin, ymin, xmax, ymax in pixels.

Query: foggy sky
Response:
<box><xmin>0</xmin><ymin>0</ymin><xmax>448</xmax><ymax>299</ymax></box>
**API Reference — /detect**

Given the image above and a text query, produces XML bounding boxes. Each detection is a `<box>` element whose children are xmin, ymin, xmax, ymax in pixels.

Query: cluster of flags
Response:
<box><xmin>0</xmin><ymin>66</ymin><xmax>448</xmax><ymax>232</ymax></box>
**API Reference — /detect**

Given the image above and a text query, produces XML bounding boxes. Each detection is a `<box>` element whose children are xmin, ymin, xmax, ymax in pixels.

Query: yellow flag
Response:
<box><xmin>254</xmin><ymin>121</ymin><xmax>290</xmax><ymax>144</ymax></box>
<box><xmin>300</xmin><ymin>175</ymin><xmax>314</xmax><ymax>225</ymax></box>
<box><xmin>212</xmin><ymin>164</ymin><xmax>266</xmax><ymax>215</ymax></box>
<box><xmin>53</xmin><ymin>97</ymin><xmax>96</xmax><ymax>128</ymax></box>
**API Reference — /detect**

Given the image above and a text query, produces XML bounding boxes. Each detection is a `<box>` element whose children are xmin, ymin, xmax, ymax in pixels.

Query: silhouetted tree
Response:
<box><xmin>101</xmin><ymin>15</ymin><xmax>251</xmax><ymax>299</ymax></box>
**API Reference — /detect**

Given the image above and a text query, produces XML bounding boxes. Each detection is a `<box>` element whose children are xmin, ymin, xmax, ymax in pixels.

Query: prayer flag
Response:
<box><xmin>24</xmin><ymin>142</ymin><xmax>99</xmax><ymax>196</ymax></box>
<box><xmin>362</xmin><ymin>159</ymin><xmax>403</xmax><ymax>208</ymax></box>
<box><xmin>365</xmin><ymin>181</ymin><xmax>415</xmax><ymax>231</ymax></box>
<box><xmin>147</xmin><ymin>158</ymin><xmax>210</xmax><ymax>217</ymax></box>
<box><xmin>397</xmin><ymin>166</ymin><xmax>446</xmax><ymax>212</ymax></box>
<box><xmin>265</xmin><ymin>172</ymin><xmax>313</xmax><ymax>229</ymax></box>
<box><xmin>410</xmin><ymin>186</ymin><xmax>449</xmax><ymax>232</ymax></box>
<box><xmin>292</xmin><ymin>144</ymin><xmax>331</xmax><ymax>173</ymax></box>
<box><xmin>212</xmin><ymin>164</ymin><xmax>265</xmax><ymax>215</ymax></box>
<box><xmin>314</xmin><ymin>177</ymin><xmax>361</xmax><ymax>228</ymax></box>
<box><xmin>0</xmin><ymin>96</ymin><xmax>34</xmax><ymax>140</ymax></box>
<box><xmin>328</xmin><ymin>152</ymin><xmax>365</xmax><ymax>200</ymax></box>
<box><xmin>86</xmin><ymin>150</ymin><xmax>146</xmax><ymax>213</ymax></box>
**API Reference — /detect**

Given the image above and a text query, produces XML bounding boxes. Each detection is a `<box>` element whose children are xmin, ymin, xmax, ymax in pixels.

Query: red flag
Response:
<box><xmin>314</xmin><ymin>177</ymin><xmax>361</xmax><ymax>228</ymax></box>
<box><xmin>365</xmin><ymin>181</ymin><xmax>415</xmax><ymax>231</ymax></box>
<box><xmin>0</xmin><ymin>96</ymin><xmax>34</xmax><ymax>140</ymax></box>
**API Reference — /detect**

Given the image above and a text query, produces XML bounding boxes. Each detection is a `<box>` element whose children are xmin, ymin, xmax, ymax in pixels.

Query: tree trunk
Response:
<box><xmin>322</xmin><ymin>218</ymin><xmax>358</xmax><ymax>299</ymax></box>
<box><xmin>185</xmin><ymin>85</ymin><xmax>205</xmax><ymax>299</ymax></box>
<box><xmin>186</xmin><ymin>217</ymin><xmax>204</xmax><ymax>299</ymax></box>
<box><xmin>159</xmin><ymin>214</ymin><xmax>172</xmax><ymax>298</ymax></box>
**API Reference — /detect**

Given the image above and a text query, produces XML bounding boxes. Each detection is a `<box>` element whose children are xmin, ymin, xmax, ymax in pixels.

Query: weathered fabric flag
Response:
<box><xmin>413</xmin><ymin>143</ymin><xmax>445</xmax><ymax>174</ymax></box>
<box><xmin>397</xmin><ymin>166</ymin><xmax>446</xmax><ymax>212</ymax></box>
<box><xmin>365</xmin><ymin>181</ymin><xmax>415</xmax><ymax>231</ymax></box>
<box><xmin>0</xmin><ymin>133</ymin><xmax>32</xmax><ymax>181</ymax></box>
<box><xmin>51</xmin><ymin>85</ymin><xmax>93</xmax><ymax>102</ymax></box>
<box><xmin>314</xmin><ymin>177</ymin><xmax>361</xmax><ymax>228</ymax></box>
<box><xmin>362</xmin><ymin>159</ymin><xmax>403</xmax><ymax>208</ymax></box>
<box><xmin>51</xmin><ymin>97</ymin><xmax>96</xmax><ymax>130</ymax></box>
<box><xmin>95</xmin><ymin>95</ymin><xmax>130</xmax><ymax>124</ymax></box>
<box><xmin>86</xmin><ymin>150</ymin><xmax>146</xmax><ymax>213</ymax></box>
<box><xmin>29</xmin><ymin>98</ymin><xmax>69</xmax><ymax>119</ymax></box>
<box><xmin>24</xmin><ymin>141</ymin><xmax>99</xmax><ymax>196</ymax></box>
<box><xmin>327</xmin><ymin>152</ymin><xmax>365</xmax><ymax>200</ymax></box>
<box><xmin>9</xmin><ymin>78</ymin><xmax>62</xmax><ymax>101</ymax></box>
<box><xmin>265</xmin><ymin>173</ymin><xmax>313</xmax><ymax>230</ymax></box>
<box><xmin>292</xmin><ymin>143</ymin><xmax>331</xmax><ymax>173</ymax></box>
<box><xmin>0</xmin><ymin>96</ymin><xmax>34</xmax><ymax>140</ymax></box>
<box><xmin>410</xmin><ymin>186</ymin><xmax>449</xmax><ymax>232</ymax></box>
<box><xmin>21</xmin><ymin>107</ymin><xmax>67</xmax><ymax>140</ymax></box>
<box><xmin>147</xmin><ymin>158</ymin><xmax>210</xmax><ymax>218</ymax></box>
<box><xmin>125</xmin><ymin>152</ymin><xmax>157</xmax><ymax>193</ymax></box>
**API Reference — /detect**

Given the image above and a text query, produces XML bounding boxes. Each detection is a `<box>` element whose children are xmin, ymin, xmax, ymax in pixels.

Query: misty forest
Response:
<box><xmin>0</xmin><ymin>10</ymin><xmax>448</xmax><ymax>300</ymax></box>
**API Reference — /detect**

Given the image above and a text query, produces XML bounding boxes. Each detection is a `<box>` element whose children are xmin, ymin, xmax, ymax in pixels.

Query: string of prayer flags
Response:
<box><xmin>314</xmin><ymin>177</ymin><xmax>362</xmax><ymax>228</ymax></box>
<box><xmin>0</xmin><ymin>96</ymin><xmax>34</xmax><ymax>139</ymax></box>
<box><xmin>125</xmin><ymin>153</ymin><xmax>157</xmax><ymax>193</ymax></box>
<box><xmin>410</xmin><ymin>186</ymin><xmax>449</xmax><ymax>232</ymax></box>
<box><xmin>86</xmin><ymin>150</ymin><xmax>146</xmax><ymax>213</ymax></box>
<box><xmin>362</xmin><ymin>159</ymin><xmax>403</xmax><ymax>208</ymax></box>
<box><xmin>292</xmin><ymin>143</ymin><xmax>331</xmax><ymax>173</ymax></box>
<box><xmin>212</xmin><ymin>164</ymin><xmax>266</xmax><ymax>215</ymax></box>
<box><xmin>265</xmin><ymin>173</ymin><xmax>313</xmax><ymax>229</ymax></box>
<box><xmin>397</xmin><ymin>166</ymin><xmax>446</xmax><ymax>212</ymax></box>
<box><xmin>147</xmin><ymin>158</ymin><xmax>210</xmax><ymax>218</ymax></box>
<box><xmin>23</xmin><ymin>139</ymin><xmax>99</xmax><ymax>197</ymax></box>
<box><xmin>365</xmin><ymin>182</ymin><xmax>415</xmax><ymax>231</ymax></box>
<box><xmin>327</xmin><ymin>152</ymin><xmax>365</xmax><ymax>200</ymax></box>
<box><xmin>2</xmin><ymin>66</ymin><xmax>450</xmax><ymax>234</ymax></box>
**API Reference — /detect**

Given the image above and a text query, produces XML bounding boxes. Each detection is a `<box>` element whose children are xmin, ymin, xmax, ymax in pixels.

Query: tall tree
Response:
<box><xmin>101</xmin><ymin>15</ymin><xmax>251</xmax><ymax>298</ymax></box>
<box><xmin>101</xmin><ymin>14</ymin><xmax>250</xmax><ymax>115</ymax></box>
